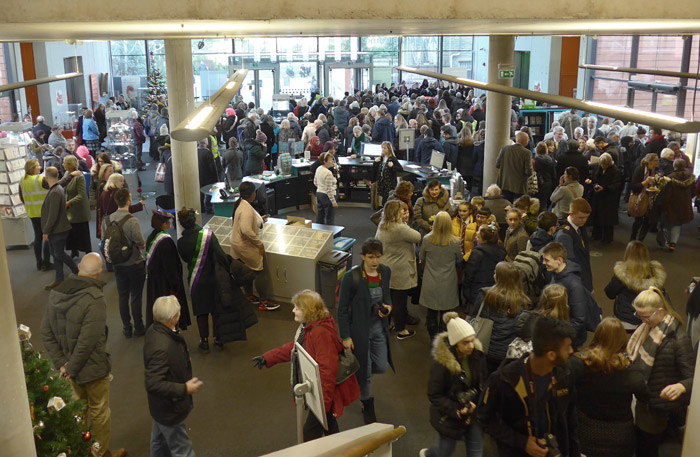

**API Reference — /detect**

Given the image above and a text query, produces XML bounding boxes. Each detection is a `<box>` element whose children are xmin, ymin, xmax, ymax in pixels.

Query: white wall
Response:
<box><xmin>472</xmin><ymin>36</ymin><xmax>561</xmax><ymax>95</ymax></box>
<box><xmin>32</xmin><ymin>41</ymin><xmax>111</xmax><ymax>125</ymax></box>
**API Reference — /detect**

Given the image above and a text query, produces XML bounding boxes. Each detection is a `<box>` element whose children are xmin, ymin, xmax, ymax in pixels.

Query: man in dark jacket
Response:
<box><xmin>478</xmin><ymin>316</ymin><xmax>579</xmax><ymax>457</ymax></box>
<box><xmin>643</xmin><ymin>126</ymin><xmax>667</xmax><ymax>156</ymax></box>
<box><xmin>372</xmin><ymin>108</ymin><xmax>395</xmax><ymax>144</ymax></box>
<box><xmin>553</xmin><ymin>198</ymin><xmax>593</xmax><ymax>292</ymax></box>
<box><xmin>41</xmin><ymin>253</ymin><xmax>126</xmax><ymax>457</ymax></box>
<box><xmin>542</xmin><ymin>242</ymin><xmax>601</xmax><ymax>348</ymax></box>
<box><xmin>556</xmin><ymin>140</ymin><xmax>589</xmax><ymax>184</ymax></box>
<box><xmin>387</xmin><ymin>97</ymin><xmax>400</xmax><ymax>118</ymax></box>
<box><xmin>333</xmin><ymin>100</ymin><xmax>350</xmax><ymax>137</ymax></box>
<box><xmin>41</xmin><ymin>166</ymin><xmax>78</xmax><ymax>289</ymax></box>
<box><xmin>144</xmin><ymin>295</ymin><xmax>203</xmax><ymax>456</ymax></box>
<box><xmin>496</xmin><ymin>132</ymin><xmax>533</xmax><ymax>202</ymax></box>
<box><xmin>416</xmin><ymin>129</ymin><xmax>443</xmax><ymax>165</ymax></box>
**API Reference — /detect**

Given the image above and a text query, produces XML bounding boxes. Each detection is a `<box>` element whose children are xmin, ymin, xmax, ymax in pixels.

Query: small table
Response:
<box><xmin>200</xmin><ymin>182</ymin><xmax>239</xmax><ymax>217</ymax></box>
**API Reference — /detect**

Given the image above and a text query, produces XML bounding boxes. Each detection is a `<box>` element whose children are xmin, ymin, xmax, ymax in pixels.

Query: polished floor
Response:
<box><xmin>8</xmin><ymin>162</ymin><xmax>697</xmax><ymax>457</ymax></box>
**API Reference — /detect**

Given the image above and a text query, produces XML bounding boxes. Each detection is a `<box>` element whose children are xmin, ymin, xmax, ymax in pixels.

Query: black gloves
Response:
<box><xmin>252</xmin><ymin>356</ymin><xmax>267</xmax><ymax>369</ymax></box>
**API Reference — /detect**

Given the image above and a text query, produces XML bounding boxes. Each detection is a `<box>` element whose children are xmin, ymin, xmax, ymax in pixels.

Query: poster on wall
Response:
<box><xmin>56</xmin><ymin>90</ymin><xmax>64</xmax><ymax>106</ymax></box>
<box><xmin>90</xmin><ymin>73</ymin><xmax>99</xmax><ymax>108</ymax></box>
<box><xmin>121</xmin><ymin>76</ymin><xmax>140</xmax><ymax>107</ymax></box>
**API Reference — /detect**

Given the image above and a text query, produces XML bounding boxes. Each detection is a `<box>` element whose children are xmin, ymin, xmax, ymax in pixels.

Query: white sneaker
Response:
<box><xmin>419</xmin><ymin>449</ymin><xmax>428</xmax><ymax>457</ymax></box>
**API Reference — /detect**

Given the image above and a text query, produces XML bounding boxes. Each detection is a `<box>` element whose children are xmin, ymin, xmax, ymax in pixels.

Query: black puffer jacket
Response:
<box><xmin>462</xmin><ymin>243</ymin><xmax>507</xmax><ymax>314</ymax></box>
<box><xmin>605</xmin><ymin>260</ymin><xmax>666</xmax><ymax>327</ymax></box>
<box><xmin>143</xmin><ymin>322</ymin><xmax>194</xmax><ymax>426</ymax></box>
<box><xmin>477</xmin><ymin>289</ymin><xmax>524</xmax><ymax>363</ymax></box>
<box><xmin>637</xmin><ymin>320</ymin><xmax>695</xmax><ymax>414</ymax></box>
<box><xmin>428</xmin><ymin>333</ymin><xmax>486</xmax><ymax>439</ymax></box>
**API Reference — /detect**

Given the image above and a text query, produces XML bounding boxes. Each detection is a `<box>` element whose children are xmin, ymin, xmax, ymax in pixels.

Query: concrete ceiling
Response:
<box><xmin>2</xmin><ymin>19</ymin><xmax>700</xmax><ymax>42</ymax></box>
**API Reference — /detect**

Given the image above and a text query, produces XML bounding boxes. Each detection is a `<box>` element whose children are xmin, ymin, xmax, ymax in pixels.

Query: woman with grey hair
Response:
<box><xmin>48</xmin><ymin>124</ymin><xmax>67</xmax><ymax>148</ymax></box>
<box><xmin>587</xmin><ymin>152</ymin><xmax>623</xmax><ymax>244</ymax></box>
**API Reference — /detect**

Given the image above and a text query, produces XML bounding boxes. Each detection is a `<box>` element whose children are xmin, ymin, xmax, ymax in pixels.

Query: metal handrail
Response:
<box><xmin>332</xmin><ymin>426</ymin><xmax>406</xmax><ymax>457</ymax></box>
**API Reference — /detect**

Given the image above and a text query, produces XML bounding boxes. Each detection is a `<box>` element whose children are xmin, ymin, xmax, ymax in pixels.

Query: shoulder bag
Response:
<box><xmin>469</xmin><ymin>297</ymin><xmax>494</xmax><ymax>354</ymax></box>
<box><xmin>628</xmin><ymin>190</ymin><xmax>649</xmax><ymax>218</ymax></box>
<box><xmin>336</xmin><ymin>348</ymin><xmax>360</xmax><ymax>384</ymax></box>
<box><xmin>154</xmin><ymin>162</ymin><xmax>166</xmax><ymax>183</ymax></box>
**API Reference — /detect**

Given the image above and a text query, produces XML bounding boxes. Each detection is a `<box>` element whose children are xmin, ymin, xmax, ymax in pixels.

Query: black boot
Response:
<box><xmin>361</xmin><ymin>398</ymin><xmax>376</xmax><ymax>424</ymax></box>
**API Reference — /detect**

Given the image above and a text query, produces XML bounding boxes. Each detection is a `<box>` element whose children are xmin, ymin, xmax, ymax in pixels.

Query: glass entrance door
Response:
<box><xmin>325</xmin><ymin>64</ymin><xmax>372</xmax><ymax>99</ymax></box>
<box><xmin>237</xmin><ymin>69</ymin><xmax>276</xmax><ymax>112</ymax></box>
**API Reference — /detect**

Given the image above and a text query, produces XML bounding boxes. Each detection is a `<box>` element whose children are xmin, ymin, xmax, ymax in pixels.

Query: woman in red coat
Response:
<box><xmin>253</xmin><ymin>289</ymin><xmax>360</xmax><ymax>441</ymax></box>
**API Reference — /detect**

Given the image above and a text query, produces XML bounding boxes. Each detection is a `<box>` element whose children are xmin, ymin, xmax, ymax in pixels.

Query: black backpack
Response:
<box><xmin>103</xmin><ymin>214</ymin><xmax>134</xmax><ymax>265</ymax></box>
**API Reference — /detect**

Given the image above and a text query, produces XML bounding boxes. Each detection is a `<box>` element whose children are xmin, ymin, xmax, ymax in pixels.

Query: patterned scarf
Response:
<box><xmin>627</xmin><ymin>313</ymin><xmax>678</xmax><ymax>381</ymax></box>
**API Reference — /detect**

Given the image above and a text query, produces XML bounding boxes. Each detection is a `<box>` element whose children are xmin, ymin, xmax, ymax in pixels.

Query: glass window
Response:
<box><xmin>401</xmin><ymin>36</ymin><xmax>439</xmax><ymax>83</ymax></box>
<box><xmin>279</xmin><ymin>61</ymin><xmax>318</xmax><ymax>96</ymax></box>
<box><xmin>111</xmin><ymin>55</ymin><xmax>147</xmax><ymax>77</ymax></box>
<box><xmin>110</xmin><ymin>40</ymin><xmax>146</xmax><ymax>56</ymax></box>
<box><xmin>442</xmin><ymin>36</ymin><xmax>474</xmax><ymax>79</ymax></box>
<box><xmin>361</xmin><ymin>37</ymin><xmax>399</xmax><ymax>52</ymax></box>
<box><xmin>362</xmin><ymin>37</ymin><xmax>399</xmax><ymax>85</ymax></box>
<box><xmin>192</xmin><ymin>39</ymin><xmax>233</xmax><ymax>54</ymax></box>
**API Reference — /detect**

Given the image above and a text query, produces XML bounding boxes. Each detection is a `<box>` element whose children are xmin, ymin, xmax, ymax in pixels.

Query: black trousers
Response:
<box><xmin>196</xmin><ymin>313</ymin><xmax>219</xmax><ymax>340</ymax></box>
<box><xmin>426</xmin><ymin>309</ymin><xmax>448</xmax><ymax>341</ymax></box>
<box><xmin>303</xmin><ymin>410</ymin><xmax>339</xmax><ymax>442</ymax></box>
<box><xmin>390</xmin><ymin>289</ymin><xmax>409</xmax><ymax>332</ymax></box>
<box><xmin>30</xmin><ymin>217</ymin><xmax>51</xmax><ymax>266</ymax></box>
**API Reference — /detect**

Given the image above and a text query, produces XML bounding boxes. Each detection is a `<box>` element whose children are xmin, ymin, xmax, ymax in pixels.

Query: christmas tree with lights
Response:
<box><xmin>19</xmin><ymin>325</ymin><xmax>97</xmax><ymax>457</ymax></box>
<box><xmin>142</xmin><ymin>60</ymin><xmax>167</xmax><ymax>115</ymax></box>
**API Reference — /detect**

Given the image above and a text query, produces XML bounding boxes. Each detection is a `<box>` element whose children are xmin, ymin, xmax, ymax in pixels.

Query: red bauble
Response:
<box><xmin>82</xmin><ymin>431</ymin><xmax>91</xmax><ymax>441</ymax></box>
<box><xmin>43</xmin><ymin>385</ymin><xmax>49</xmax><ymax>392</ymax></box>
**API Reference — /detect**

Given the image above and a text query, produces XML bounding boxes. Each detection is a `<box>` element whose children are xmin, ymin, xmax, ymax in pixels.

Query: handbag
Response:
<box><xmin>154</xmin><ymin>162</ymin><xmax>166</xmax><ymax>183</ymax></box>
<box><xmin>628</xmin><ymin>190</ymin><xmax>649</xmax><ymax>218</ymax></box>
<box><xmin>336</xmin><ymin>348</ymin><xmax>360</xmax><ymax>384</ymax></box>
<box><xmin>469</xmin><ymin>298</ymin><xmax>494</xmax><ymax>354</ymax></box>
<box><xmin>527</xmin><ymin>170</ymin><xmax>539</xmax><ymax>196</ymax></box>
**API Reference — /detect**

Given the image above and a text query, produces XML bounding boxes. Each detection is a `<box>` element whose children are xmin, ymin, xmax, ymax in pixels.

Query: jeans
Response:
<box><xmin>390</xmin><ymin>289</ymin><xmax>409</xmax><ymax>332</ymax></box>
<box><xmin>303</xmin><ymin>410</ymin><xmax>339</xmax><ymax>442</ymax></box>
<box><xmin>70</xmin><ymin>375</ymin><xmax>111</xmax><ymax>456</ymax></box>
<box><xmin>49</xmin><ymin>230</ymin><xmax>78</xmax><ymax>281</ymax></box>
<box><xmin>359</xmin><ymin>317</ymin><xmax>389</xmax><ymax>401</ymax></box>
<box><xmin>150</xmin><ymin>420</ymin><xmax>196</xmax><ymax>457</ymax></box>
<box><xmin>243</xmin><ymin>254</ymin><xmax>272</xmax><ymax>301</ymax></box>
<box><xmin>316</xmin><ymin>192</ymin><xmax>335</xmax><ymax>225</ymax></box>
<box><xmin>113</xmin><ymin>262</ymin><xmax>146</xmax><ymax>332</ymax></box>
<box><xmin>425</xmin><ymin>425</ymin><xmax>484</xmax><ymax>457</ymax></box>
<box><xmin>31</xmin><ymin>217</ymin><xmax>51</xmax><ymax>266</ymax></box>
<box><xmin>661</xmin><ymin>222</ymin><xmax>682</xmax><ymax>244</ymax></box>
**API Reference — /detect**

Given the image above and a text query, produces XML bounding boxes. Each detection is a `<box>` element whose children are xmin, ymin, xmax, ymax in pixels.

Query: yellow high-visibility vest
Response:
<box><xmin>21</xmin><ymin>174</ymin><xmax>48</xmax><ymax>218</ymax></box>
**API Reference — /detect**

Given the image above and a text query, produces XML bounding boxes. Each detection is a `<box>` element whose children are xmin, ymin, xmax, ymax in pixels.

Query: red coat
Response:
<box><xmin>263</xmin><ymin>315</ymin><xmax>360</xmax><ymax>417</ymax></box>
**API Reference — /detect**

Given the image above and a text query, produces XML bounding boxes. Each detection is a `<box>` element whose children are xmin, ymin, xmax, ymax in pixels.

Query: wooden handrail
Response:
<box><xmin>332</xmin><ymin>426</ymin><xmax>406</xmax><ymax>457</ymax></box>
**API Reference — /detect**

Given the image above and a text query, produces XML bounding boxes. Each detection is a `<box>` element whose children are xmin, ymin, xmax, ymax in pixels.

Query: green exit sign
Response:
<box><xmin>250</xmin><ymin>62</ymin><xmax>259</xmax><ymax>68</ymax></box>
<box><xmin>499</xmin><ymin>69</ymin><xmax>515</xmax><ymax>78</ymax></box>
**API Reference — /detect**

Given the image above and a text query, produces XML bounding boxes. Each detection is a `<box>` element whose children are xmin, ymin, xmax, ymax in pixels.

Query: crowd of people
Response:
<box><xmin>19</xmin><ymin>82</ymin><xmax>700</xmax><ymax>457</ymax></box>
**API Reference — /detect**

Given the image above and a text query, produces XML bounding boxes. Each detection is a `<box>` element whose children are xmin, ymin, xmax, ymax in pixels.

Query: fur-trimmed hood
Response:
<box><xmin>432</xmin><ymin>332</ymin><xmax>483</xmax><ymax>375</ymax></box>
<box><xmin>422</xmin><ymin>185</ymin><xmax>450</xmax><ymax>207</ymax></box>
<box><xmin>613</xmin><ymin>260</ymin><xmax>666</xmax><ymax>292</ymax></box>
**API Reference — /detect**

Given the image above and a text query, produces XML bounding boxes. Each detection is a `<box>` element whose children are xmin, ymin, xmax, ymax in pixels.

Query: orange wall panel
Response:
<box><xmin>19</xmin><ymin>42</ymin><xmax>39</xmax><ymax>122</ymax></box>
<box><xmin>559</xmin><ymin>37</ymin><xmax>580</xmax><ymax>97</ymax></box>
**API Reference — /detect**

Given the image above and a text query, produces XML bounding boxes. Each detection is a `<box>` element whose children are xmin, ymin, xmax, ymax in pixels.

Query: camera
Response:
<box><xmin>456</xmin><ymin>388</ymin><xmax>479</xmax><ymax>407</ymax></box>
<box><xmin>544</xmin><ymin>433</ymin><xmax>562</xmax><ymax>457</ymax></box>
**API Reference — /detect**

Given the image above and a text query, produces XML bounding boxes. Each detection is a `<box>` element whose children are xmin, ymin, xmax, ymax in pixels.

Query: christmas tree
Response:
<box><xmin>142</xmin><ymin>60</ymin><xmax>167</xmax><ymax>116</ymax></box>
<box><xmin>19</xmin><ymin>325</ymin><xmax>97</xmax><ymax>457</ymax></box>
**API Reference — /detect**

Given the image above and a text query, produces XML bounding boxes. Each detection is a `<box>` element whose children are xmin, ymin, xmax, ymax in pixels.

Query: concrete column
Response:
<box><xmin>164</xmin><ymin>39</ymin><xmax>200</xmax><ymax>235</ymax></box>
<box><xmin>0</xmin><ymin>227</ymin><xmax>38</xmax><ymax>456</ymax></box>
<box><xmin>483</xmin><ymin>35</ymin><xmax>515</xmax><ymax>189</ymax></box>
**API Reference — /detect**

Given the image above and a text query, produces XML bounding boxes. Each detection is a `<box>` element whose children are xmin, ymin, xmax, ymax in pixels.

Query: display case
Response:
<box><xmin>105</xmin><ymin>110</ymin><xmax>136</xmax><ymax>170</ymax></box>
<box><xmin>55</xmin><ymin>103</ymin><xmax>82</xmax><ymax>133</ymax></box>
<box><xmin>0</xmin><ymin>138</ymin><xmax>32</xmax><ymax>246</ymax></box>
<box><xmin>204</xmin><ymin>216</ymin><xmax>334</xmax><ymax>301</ymax></box>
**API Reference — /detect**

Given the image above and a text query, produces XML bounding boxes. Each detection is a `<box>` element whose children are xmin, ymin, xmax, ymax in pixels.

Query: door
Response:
<box><xmin>324</xmin><ymin>63</ymin><xmax>373</xmax><ymax>99</ymax></box>
<box><xmin>237</xmin><ymin>69</ymin><xmax>276</xmax><ymax>112</ymax></box>
<box><xmin>514</xmin><ymin>51</ymin><xmax>530</xmax><ymax>90</ymax></box>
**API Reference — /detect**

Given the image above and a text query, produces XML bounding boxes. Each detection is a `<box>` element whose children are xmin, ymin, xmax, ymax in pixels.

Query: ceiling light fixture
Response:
<box><xmin>171</xmin><ymin>69</ymin><xmax>249</xmax><ymax>142</ymax></box>
<box><xmin>0</xmin><ymin>72</ymin><xmax>83</xmax><ymax>94</ymax></box>
<box><xmin>579</xmin><ymin>64</ymin><xmax>700</xmax><ymax>80</ymax></box>
<box><xmin>396</xmin><ymin>66</ymin><xmax>700</xmax><ymax>133</ymax></box>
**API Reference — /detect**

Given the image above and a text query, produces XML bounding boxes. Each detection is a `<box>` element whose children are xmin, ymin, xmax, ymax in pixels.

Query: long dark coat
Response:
<box><xmin>590</xmin><ymin>164</ymin><xmax>623</xmax><ymax>226</ymax></box>
<box><xmin>661</xmin><ymin>170</ymin><xmax>695</xmax><ymax>225</ymax></box>
<box><xmin>145</xmin><ymin>230</ymin><xmax>191</xmax><ymax>330</ymax></box>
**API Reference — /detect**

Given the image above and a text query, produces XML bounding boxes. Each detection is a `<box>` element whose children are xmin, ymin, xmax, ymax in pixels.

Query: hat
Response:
<box><xmin>323</xmin><ymin>141</ymin><xmax>336</xmax><ymax>152</ymax></box>
<box><xmin>151</xmin><ymin>209</ymin><xmax>174</xmax><ymax>230</ymax></box>
<box><xmin>255</xmin><ymin>131</ymin><xmax>267</xmax><ymax>143</ymax></box>
<box><xmin>443</xmin><ymin>312</ymin><xmax>475</xmax><ymax>345</ymax></box>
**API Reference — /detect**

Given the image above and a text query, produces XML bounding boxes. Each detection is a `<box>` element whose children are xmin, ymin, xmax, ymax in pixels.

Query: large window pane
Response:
<box><xmin>361</xmin><ymin>37</ymin><xmax>399</xmax><ymax>52</ymax></box>
<box><xmin>401</xmin><ymin>36</ymin><xmax>439</xmax><ymax>83</ymax></box>
<box><xmin>110</xmin><ymin>40</ymin><xmax>145</xmax><ymax>56</ymax></box>
<box><xmin>192</xmin><ymin>39</ymin><xmax>232</xmax><ymax>54</ymax></box>
<box><xmin>442</xmin><ymin>36</ymin><xmax>473</xmax><ymax>79</ymax></box>
<box><xmin>111</xmin><ymin>55</ymin><xmax>147</xmax><ymax>77</ymax></box>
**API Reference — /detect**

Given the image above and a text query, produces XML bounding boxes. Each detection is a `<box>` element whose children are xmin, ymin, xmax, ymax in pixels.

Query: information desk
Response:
<box><xmin>292</xmin><ymin>157</ymin><xmax>452</xmax><ymax>204</ymax></box>
<box><xmin>203</xmin><ymin>216</ymin><xmax>341</xmax><ymax>302</ymax></box>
